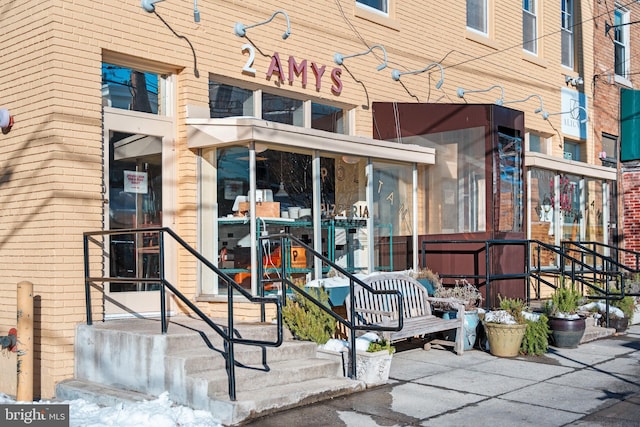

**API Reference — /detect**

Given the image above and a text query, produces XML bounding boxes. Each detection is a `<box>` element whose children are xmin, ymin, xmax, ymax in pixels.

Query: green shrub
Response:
<box><xmin>498</xmin><ymin>295</ymin><xmax>526</xmax><ymax>324</ymax></box>
<box><xmin>611</xmin><ymin>295</ymin><xmax>636</xmax><ymax>319</ymax></box>
<box><xmin>545</xmin><ymin>285</ymin><xmax>585</xmax><ymax>316</ymax></box>
<box><xmin>520</xmin><ymin>314</ymin><xmax>550</xmax><ymax>356</ymax></box>
<box><xmin>282</xmin><ymin>287</ymin><xmax>336</xmax><ymax>345</ymax></box>
<box><xmin>367</xmin><ymin>338</ymin><xmax>395</xmax><ymax>354</ymax></box>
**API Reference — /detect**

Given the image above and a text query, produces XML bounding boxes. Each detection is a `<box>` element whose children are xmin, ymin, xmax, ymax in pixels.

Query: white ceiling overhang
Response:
<box><xmin>527</xmin><ymin>152</ymin><xmax>617</xmax><ymax>181</ymax></box>
<box><xmin>186</xmin><ymin>117</ymin><xmax>435</xmax><ymax>164</ymax></box>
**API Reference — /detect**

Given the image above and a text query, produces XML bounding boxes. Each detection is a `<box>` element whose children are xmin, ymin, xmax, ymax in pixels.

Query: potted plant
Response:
<box><xmin>406</xmin><ymin>267</ymin><xmax>441</xmax><ymax>296</ymax></box>
<box><xmin>433</xmin><ymin>279</ymin><xmax>483</xmax><ymax>351</ymax></box>
<box><xmin>352</xmin><ymin>336</ymin><xmax>395</xmax><ymax>387</ymax></box>
<box><xmin>482</xmin><ymin>296</ymin><xmax>528</xmax><ymax>357</ymax></box>
<box><xmin>543</xmin><ymin>284</ymin><xmax>586</xmax><ymax>348</ymax></box>
<box><xmin>608</xmin><ymin>295</ymin><xmax>635</xmax><ymax>332</ymax></box>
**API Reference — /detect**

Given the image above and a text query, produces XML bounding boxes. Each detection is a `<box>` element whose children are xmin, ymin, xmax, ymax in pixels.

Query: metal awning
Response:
<box><xmin>186</xmin><ymin>117</ymin><xmax>435</xmax><ymax>164</ymax></box>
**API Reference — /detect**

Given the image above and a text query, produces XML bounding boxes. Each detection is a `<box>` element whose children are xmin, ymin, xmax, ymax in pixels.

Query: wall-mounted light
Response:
<box><xmin>565</xmin><ymin>75</ymin><xmax>584</xmax><ymax>87</ymax></box>
<box><xmin>457</xmin><ymin>84</ymin><xmax>505</xmax><ymax>105</ymax></box>
<box><xmin>234</xmin><ymin>9</ymin><xmax>291</xmax><ymax>40</ymax></box>
<box><xmin>541</xmin><ymin>105</ymin><xmax>588</xmax><ymax>124</ymax></box>
<box><xmin>391</xmin><ymin>62</ymin><xmax>445</xmax><ymax>89</ymax></box>
<box><xmin>500</xmin><ymin>94</ymin><xmax>545</xmax><ymax>114</ymax></box>
<box><xmin>141</xmin><ymin>0</ymin><xmax>200</xmax><ymax>22</ymax></box>
<box><xmin>0</xmin><ymin>109</ymin><xmax>14</xmax><ymax>134</ymax></box>
<box><xmin>334</xmin><ymin>45</ymin><xmax>388</xmax><ymax>71</ymax></box>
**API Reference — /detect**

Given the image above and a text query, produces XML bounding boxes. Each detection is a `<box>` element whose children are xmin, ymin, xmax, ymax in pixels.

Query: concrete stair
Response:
<box><xmin>55</xmin><ymin>317</ymin><xmax>365</xmax><ymax>426</ymax></box>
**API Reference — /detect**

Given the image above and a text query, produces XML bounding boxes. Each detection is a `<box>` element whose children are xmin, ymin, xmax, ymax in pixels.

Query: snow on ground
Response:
<box><xmin>0</xmin><ymin>392</ymin><xmax>222</xmax><ymax>427</ymax></box>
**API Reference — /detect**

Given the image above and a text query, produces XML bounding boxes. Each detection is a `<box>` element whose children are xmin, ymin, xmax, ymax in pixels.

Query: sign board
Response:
<box><xmin>124</xmin><ymin>170</ymin><xmax>148</xmax><ymax>194</ymax></box>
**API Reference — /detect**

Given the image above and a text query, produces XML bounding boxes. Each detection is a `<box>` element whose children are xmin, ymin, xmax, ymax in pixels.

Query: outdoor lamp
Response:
<box><xmin>542</xmin><ymin>105</ymin><xmax>588</xmax><ymax>124</ymax></box>
<box><xmin>234</xmin><ymin>9</ymin><xmax>291</xmax><ymax>40</ymax></box>
<box><xmin>334</xmin><ymin>45</ymin><xmax>388</xmax><ymax>71</ymax></box>
<box><xmin>501</xmin><ymin>94</ymin><xmax>545</xmax><ymax>114</ymax></box>
<box><xmin>0</xmin><ymin>109</ymin><xmax>14</xmax><ymax>134</ymax></box>
<box><xmin>457</xmin><ymin>84</ymin><xmax>505</xmax><ymax>105</ymax></box>
<box><xmin>391</xmin><ymin>62</ymin><xmax>445</xmax><ymax>89</ymax></box>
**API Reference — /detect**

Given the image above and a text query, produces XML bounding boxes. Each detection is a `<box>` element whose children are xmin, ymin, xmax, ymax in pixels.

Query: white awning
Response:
<box><xmin>186</xmin><ymin>117</ymin><xmax>435</xmax><ymax>164</ymax></box>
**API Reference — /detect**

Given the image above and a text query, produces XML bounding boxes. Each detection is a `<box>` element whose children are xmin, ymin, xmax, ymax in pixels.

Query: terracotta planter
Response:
<box><xmin>483</xmin><ymin>322</ymin><xmax>527</xmax><ymax>357</ymax></box>
<box><xmin>548</xmin><ymin>316</ymin><xmax>586</xmax><ymax>348</ymax></box>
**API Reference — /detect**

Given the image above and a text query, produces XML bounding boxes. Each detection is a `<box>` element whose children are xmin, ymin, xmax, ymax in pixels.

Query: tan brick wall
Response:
<box><xmin>0</xmin><ymin>0</ymin><xmax>598</xmax><ymax>398</ymax></box>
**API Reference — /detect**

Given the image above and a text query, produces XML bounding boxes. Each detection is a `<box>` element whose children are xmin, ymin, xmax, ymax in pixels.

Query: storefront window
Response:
<box><xmin>529</xmin><ymin>168</ymin><xmax>556</xmax><ymax>266</ymax></box>
<box><xmin>312</xmin><ymin>103</ymin><xmax>344</xmax><ymax>133</ymax></box>
<box><xmin>559</xmin><ymin>174</ymin><xmax>581</xmax><ymax>241</ymax></box>
<box><xmin>209</xmin><ymin>82</ymin><xmax>253</xmax><ymax>117</ymax></box>
<box><xmin>262</xmin><ymin>93</ymin><xmax>303</xmax><ymax>126</ymax></box>
<box><xmin>422</xmin><ymin>127</ymin><xmax>486</xmax><ymax>234</ymax></box>
<box><xmin>497</xmin><ymin>132</ymin><xmax>524</xmax><ymax>232</ymax></box>
<box><xmin>372</xmin><ymin>161</ymin><xmax>413</xmax><ymax>271</ymax></box>
<box><xmin>102</xmin><ymin>63</ymin><xmax>161</xmax><ymax>114</ymax></box>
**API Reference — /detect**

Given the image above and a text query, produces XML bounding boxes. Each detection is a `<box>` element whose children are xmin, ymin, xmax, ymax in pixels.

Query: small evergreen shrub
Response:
<box><xmin>520</xmin><ymin>314</ymin><xmax>550</xmax><ymax>356</ymax></box>
<box><xmin>367</xmin><ymin>338</ymin><xmax>395</xmax><ymax>354</ymax></box>
<box><xmin>282</xmin><ymin>287</ymin><xmax>336</xmax><ymax>345</ymax></box>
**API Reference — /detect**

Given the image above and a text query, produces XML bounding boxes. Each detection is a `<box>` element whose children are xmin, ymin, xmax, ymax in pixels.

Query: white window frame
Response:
<box><xmin>561</xmin><ymin>0</ymin><xmax>574</xmax><ymax>69</ymax></box>
<box><xmin>523</xmin><ymin>0</ymin><xmax>538</xmax><ymax>54</ymax></box>
<box><xmin>356</xmin><ymin>0</ymin><xmax>389</xmax><ymax>16</ymax></box>
<box><xmin>613</xmin><ymin>7</ymin><xmax>630</xmax><ymax>81</ymax></box>
<box><xmin>467</xmin><ymin>0</ymin><xmax>488</xmax><ymax>35</ymax></box>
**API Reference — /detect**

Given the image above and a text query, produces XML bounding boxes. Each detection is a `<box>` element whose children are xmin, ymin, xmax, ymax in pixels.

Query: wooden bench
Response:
<box><xmin>345</xmin><ymin>272</ymin><xmax>465</xmax><ymax>355</ymax></box>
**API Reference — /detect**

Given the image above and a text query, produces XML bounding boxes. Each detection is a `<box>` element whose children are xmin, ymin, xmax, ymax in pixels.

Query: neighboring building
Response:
<box><xmin>0</xmin><ymin>0</ymin><xmax>612</xmax><ymax>399</ymax></box>
<box><xmin>591</xmin><ymin>0</ymin><xmax>640</xmax><ymax>266</ymax></box>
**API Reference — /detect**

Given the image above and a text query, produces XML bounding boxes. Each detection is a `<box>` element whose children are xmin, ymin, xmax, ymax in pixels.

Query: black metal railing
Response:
<box><xmin>83</xmin><ymin>227</ymin><xmax>283</xmax><ymax>401</ymax></box>
<box><xmin>420</xmin><ymin>238</ymin><xmax>638</xmax><ymax>327</ymax></box>
<box><xmin>257</xmin><ymin>232</ymin><xmax>404</xmax><ymax>380</ymax></box>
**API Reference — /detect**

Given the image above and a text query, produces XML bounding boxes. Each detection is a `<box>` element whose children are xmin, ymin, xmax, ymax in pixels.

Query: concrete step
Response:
<box><xmin>203</xmin><ymin>357</ymin><xmax>345</xmax><ymax>397</ymax></box>
<box><xmin>56</xmin><ymin>376</ymin><xmax>364</xmax><ymax>426</ymax></box>
<box><xmin>208</xmin><ymin>377</ymin><xmax>365</xmax><ymax>426</ymax></box>
<box><xmin>165</xmin><ymin>340</ymin><xmax>318</xmax><ymax>374</ymax></box>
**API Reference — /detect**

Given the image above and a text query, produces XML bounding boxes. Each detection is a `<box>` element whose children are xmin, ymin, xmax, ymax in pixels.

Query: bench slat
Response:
<box><xmin>345</xmin><ymin>273</ymin><xmax>465</xmax><ymax>355</ymax></box>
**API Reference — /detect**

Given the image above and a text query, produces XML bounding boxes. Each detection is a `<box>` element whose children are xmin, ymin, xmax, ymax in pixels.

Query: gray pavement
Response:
<box><xmin>244</xmin><ymin>324</ymin><xmax>640</xmax><ymax>426</ymax></box>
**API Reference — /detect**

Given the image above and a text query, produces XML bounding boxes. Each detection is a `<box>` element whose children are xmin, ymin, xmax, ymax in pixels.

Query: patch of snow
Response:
<box><xmin>0</xmin><ymin>392</ymin><xmax>221</xmax><ymax>427</ymax></box>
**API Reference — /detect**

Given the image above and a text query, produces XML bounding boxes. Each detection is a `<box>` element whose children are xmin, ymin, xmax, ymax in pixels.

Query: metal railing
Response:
<box><xmin>257</xmin><ymin>232</ymin><xmax>404</xmax><ymax>380</ymax></box>
<box><xmin>83</xmin><ymin>227</ymin><xmax>283</xmax><ymax>401</ymax></box>
<box><xmin>420</xmin><ymin>238</ymin><xmax>639</xmax><ymax>327</ymax></box>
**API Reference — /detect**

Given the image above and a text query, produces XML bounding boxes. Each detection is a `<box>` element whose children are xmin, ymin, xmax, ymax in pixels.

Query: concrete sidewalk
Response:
<box><xmin>245</xmin><ymin>324</ymin><xmax>640</xmax><ymax>426</ymax></box>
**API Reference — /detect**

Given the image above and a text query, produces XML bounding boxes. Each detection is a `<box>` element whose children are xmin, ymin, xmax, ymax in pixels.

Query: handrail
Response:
<box><xmin>83</xmin><ymin>226</ymin><xmax>283</xmax><ymax>401</ymax></box>
<box><xmin>419</xmin><ymin>237</ymin><xmax>636</xmax><ymax>328</ymax></box>
<box><xmin>257</xmin><ymin>232</ymin><xmax>404</xmax><ymax>380</ymax></box>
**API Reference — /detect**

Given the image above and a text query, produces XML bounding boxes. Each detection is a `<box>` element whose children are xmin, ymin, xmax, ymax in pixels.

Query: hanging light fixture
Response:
<box><xmin>457</xmin><ymin>84</ymin><xmax>505</xmax><ymax>105</ymax></box>
<box><xmin>334</xmin><ymin>45</ymin><xmax>388</xmax><ymax>71</ymax></box>
<box><xmin>234</xmin><ymin>9</ymin><xmax>291</xmax><ymax>39</ymax></box>
<box><xmin>275</xmin><ymin>152</ymin><xmax>289</xmax><ymax>197</ymax></box>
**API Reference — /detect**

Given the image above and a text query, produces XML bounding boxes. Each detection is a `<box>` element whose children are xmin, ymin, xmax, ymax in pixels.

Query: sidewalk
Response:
<box><xmin>245</xmin><ymin>324</ymin><xmax>640</xmax><ymax>426</ymax></box>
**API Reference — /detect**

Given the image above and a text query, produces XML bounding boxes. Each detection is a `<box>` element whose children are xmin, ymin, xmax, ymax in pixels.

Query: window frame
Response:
<box><xmin>613</xmin><ymin>8</ymin><xmax>630</xmax><ymax>80</ymax></box>
<box><xmin>561</xmin><ymin>0</ymin><xmax>574</xmax><ymax>69</ymax></box>
<box><xmin>523</xmin><ymin>0</ymin><xmax>538</xmax><ymax>55</ymax></box>
<box><xmin>467</xmin><ymin>0</ymin><xmax>489</xmax><ymax>36</ymax></box>
<box><xmin>356</xmin><ymin>0</ymin><xmax>389</xmax><ymax>15</ymax></box>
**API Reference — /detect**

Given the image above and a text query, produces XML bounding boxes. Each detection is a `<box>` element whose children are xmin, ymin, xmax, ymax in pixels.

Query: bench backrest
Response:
<box><xmin>346</xmin><ymin>273</ymin><xmax>432</xmax><ymax>327</ymax></box>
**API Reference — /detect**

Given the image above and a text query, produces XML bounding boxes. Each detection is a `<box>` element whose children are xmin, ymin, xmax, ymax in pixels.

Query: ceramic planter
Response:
<box><xmin>548</xmin><ymin>316</ymin><xmax>586</xmax><ymax>348</ymax></box>
<box><xmin>483</xmin><ymin>322</ymin><xmax>527</xmax><ymax>357</ymax></box>
<box><xmin>354</xmin><ymin>349</ymin><xmax>393</xmax><ymax>387</ymax></box>
<box><xmin>441</xmin><ymin>309</ymin><xmax>480</xmax><ymax>351</ymax></box>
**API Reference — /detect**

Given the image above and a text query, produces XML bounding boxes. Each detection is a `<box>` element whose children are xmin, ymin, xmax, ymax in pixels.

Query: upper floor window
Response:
<box><xmin>523</xmin><ymin>0</ymin><xmax>537</xmax><ymax>54</ymax></box>
<box><xmin>356</xmin><ymin>0</ymin><xmax>388</xmax><ymax>14</ymax></box>
<box><xmin>527</xmin><ymin>132</ymin><xmax>549</xmax><ymax>154</ymax></box>
<box><xmin>564</xmin><ymin>139</ymin><xmax>582</xmax><ymax>162</ymax></box>
<box><xmin>467</xmin><ymin>0</ymin><xmax>488</xmax><ymax>35</ymax></box>
<box><xmin>614</xmin><ymin>8</ymin><xmax>630</xmax><ymax>79</ymax></box>
<box><xmin>102</xmin><ymin>63</ymin><xmax>163</xmax><ymax>114</ymax></box>
<box><xmin>601</xmin><ymin>133</ymin><xmax>618</xmax><ymax>168</ymax></box>
<box><xmin>561</xmin><ymin>0</ymin><xmax>574</xmax><ymax>69</ymax></box>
